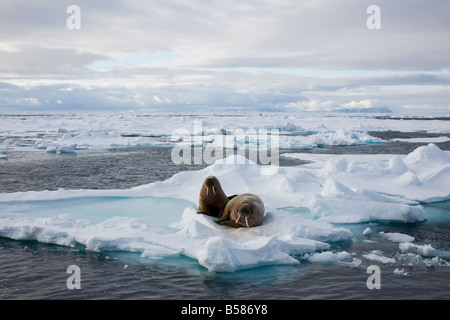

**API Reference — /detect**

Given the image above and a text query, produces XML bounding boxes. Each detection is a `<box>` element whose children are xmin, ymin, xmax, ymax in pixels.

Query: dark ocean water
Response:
<box><xmin>1</xmin><ymin>131</ymin><xmax>450</xmax><ymax>300</ymax></box>
<box><xmin>1</xmin><ymin>236</ymin><xmax>449</xmax><ymax>300</ymax></box>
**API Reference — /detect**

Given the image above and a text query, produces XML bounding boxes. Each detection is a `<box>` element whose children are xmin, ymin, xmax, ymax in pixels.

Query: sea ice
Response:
<box><xmin>310</xmin><ymin>179</ymin><xmax>427</xmax><ymax>223</ymax></box>
<box><xmin>399</xmin><ymin>243</ymin><xmax>437</xmax><ymax>257</ymax></box>
<box><xmin>362</xmin><ymin>251</ymin><xmax>396</xmax><ymax>264</ymax></box>
<box><xmin>393</xmin><ymin>136</ymin><xmax>450</xmax><ymax>144</ymax></box>
<box><xmin>0</xmin><ymin>205</ymin><xmax>352</xmax><ymax>272</ymax></box>
<box><xmin>288</xmin><ymin>143</ymin><xmax>450</xmax><ymax>204</ymax></box>
<box><xmin>34</xmin><ymin>130</ymin><xmax>167</xmax><ymax>152</ymax></box>
<box><xmin>307</xmin><ymin>250</ymin><xmax>362</xmax><ymax>267</ymax></box>
<box><xmin>393</xmin><ymin>268</ymin><xmax>409</xmax><ymax>276</ymax></box>
<box><xmin>1</xmin><ymin>129</ymin><xmax>450</xmax><ymax>271</ymax></box>
<box><xmin>379</xmin><ymin>232</ymin><xmax>415</xmax><ymax>243</ymax></box>
<box><xmin>307</xmin><ymin>250</ymin><xmax>351</xmax><ymax>263</ymax></box>
<box><xmin>362</xmin><ymin>227</ymin><xmax>373</xmax><ymax>236</ymax></box>
<box><xmin>0</xmin><ymin>113</ymin><xmax>391</xmax><ymax>153</ymax></box>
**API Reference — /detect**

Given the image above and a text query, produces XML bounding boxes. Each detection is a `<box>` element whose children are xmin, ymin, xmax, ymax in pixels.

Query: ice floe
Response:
<box><xmin>1</xmin><ymin>112</ymin><xmax>450</xmax><ymax>272</ymax></box>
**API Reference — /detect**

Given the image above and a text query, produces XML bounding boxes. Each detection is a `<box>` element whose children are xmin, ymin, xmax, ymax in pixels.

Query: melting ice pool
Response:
<box><xmin>0</xmin><ymin>196</ymin><xmax>193</xmax><ymax>228</ymax></box>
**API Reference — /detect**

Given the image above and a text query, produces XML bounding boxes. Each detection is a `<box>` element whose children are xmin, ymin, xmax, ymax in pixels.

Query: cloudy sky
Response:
<box><xmin>0</xmin><ymin>0</ymin><xmax>449</xmax><ymax>114</ymax></box>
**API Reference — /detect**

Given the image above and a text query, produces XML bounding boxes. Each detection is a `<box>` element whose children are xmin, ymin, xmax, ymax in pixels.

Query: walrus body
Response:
<box><xmin>216</xmin><ymin>193</ymin><xmax>265</xmax><ymax>228</ymax></box>
<box><xmin>198</xmin><ymin>176</ymin><xmax>232</xmax><ymax>217</ymax></box>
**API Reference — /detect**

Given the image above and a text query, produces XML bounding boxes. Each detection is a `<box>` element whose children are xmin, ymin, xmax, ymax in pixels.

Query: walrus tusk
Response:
<box><xmin>245</xmin><ymin>216</ymin><xmax>249</xmax><ymax>228</ymax></box>
<box><xmin>212</xmin><ymin>186</ymin><xmax>216</xmax><ymax>195</ymax></box>
<box><xmin>206</xmin><ymin>186</ymin><xmax>209</xmax><ymax>196</ymax></box>
<box><xmin>236</xmin><ymin>213</ymin><xmax>241</xmax><ymax>224</ymax></box>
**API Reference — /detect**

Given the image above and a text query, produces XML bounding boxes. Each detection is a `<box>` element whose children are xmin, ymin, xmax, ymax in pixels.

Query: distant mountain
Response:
<box><xmin>334</xmin><ymin>107</ymin><xmax>393</xmax><ymax>114</ymax></box>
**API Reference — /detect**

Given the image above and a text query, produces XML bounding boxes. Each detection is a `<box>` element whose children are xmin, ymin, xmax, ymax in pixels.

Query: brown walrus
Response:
<box><xmin>215</xmin><ymin>193</ymin><xmax>265</xmax><ymax>228</ymax></box>
<box><xmin>198</xmin><ymin>175</ymin><xmax>236</xmax><ymax>218</ymax></box>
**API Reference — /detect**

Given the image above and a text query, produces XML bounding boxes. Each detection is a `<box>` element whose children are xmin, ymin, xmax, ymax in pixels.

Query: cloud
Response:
<box><xmin>401</xmin><ymin>104</ymin><xmax>450</xmax><ymax>110</ymax></box>
<box><xmin>0</xmin><ymin>78</ymin><xmax>306</xmax><ymax>112</ymax></box>
<box><xmin>0</xmin><ymin>47</ymin><xmax>106</xmax><ymax>77</ymax></box>
<box><xmin>285</xmin><ymin>99</ymin><xmax>336</xmax><ymax>112</ymax></box>
<box><xmin>0</xmin><ymin>0</ymin><xmax>449</xmax><ymax>113</ymax></box>
<box><xmin>3</xmin><ymin>0</ymin><xmax>450</xmax><ymax>73</ymax></box>
<box><xmin>286</xmin><ymin>98</ymin><xmax>386</xmax><ymax>113</ymax></box>
<box><xmin>342</xmin><ymin>99</ymin><xmax>375</xmax><ymax>109</ymax></box>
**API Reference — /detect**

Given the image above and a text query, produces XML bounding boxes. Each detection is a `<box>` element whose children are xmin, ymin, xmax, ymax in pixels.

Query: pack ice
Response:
<box><xmin>0</xmin><ymin>144</ymin><xmax>449</xmax><ymax>272</ymax></box>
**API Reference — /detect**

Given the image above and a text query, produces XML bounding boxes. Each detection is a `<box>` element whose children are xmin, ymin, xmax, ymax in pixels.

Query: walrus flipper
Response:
<box><xmin>197</xmin><ymin>208</ymin><xmax>220</xmax><ymax>217</ymax></box>
<box><xmin>214</xmin><ymin>219</ymin><xmax>242</xmax><ymax>228</ymax></box>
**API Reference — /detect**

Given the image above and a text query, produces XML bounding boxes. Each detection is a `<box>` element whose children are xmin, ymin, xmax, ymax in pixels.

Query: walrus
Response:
<box><xmin>198</xmin><ymin>176</ymin><xmax>236</xmax><ymax>217</ymax></box>
<box><xmin>215</xmin><ymin>193</ymin><xmax>265</xmax><ymax>228</ymax></box>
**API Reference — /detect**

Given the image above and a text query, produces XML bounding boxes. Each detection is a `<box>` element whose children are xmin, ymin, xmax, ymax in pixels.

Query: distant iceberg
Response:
<box><xmin>333</xmin><ymin>106</ymin><xmax>393</xmax><ymax>113</ymax></box>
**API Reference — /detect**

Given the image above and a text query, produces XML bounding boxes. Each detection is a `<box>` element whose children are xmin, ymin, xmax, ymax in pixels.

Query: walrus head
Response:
<box><xmin>203</xmin><ymin>175</ymin><xmax>220</xmax><ymax>196</ymax></box>
<box><xmin>232</xmin><ymin>201</ymin><xmax>264</xmax><ymax>228</ymax></box>
<box><xmin>216</xmin><ymin>193</ymin><xmax>265</xmax><ymax>228</ymax></box>
<box><xmin>235</xmin><ymin>203</ymin><xmax>253</xmax><ymax>228</ymax></box>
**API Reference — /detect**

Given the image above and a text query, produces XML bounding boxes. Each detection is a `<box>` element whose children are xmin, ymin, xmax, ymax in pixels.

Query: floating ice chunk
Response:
<box><xmin>43</xmin><ymin>144</ymin><xmax>76</xmax><ymax>153</ymax></box>
<box><xmin>362</xmin><ymin>227</ymin><xmax>373</xmax><ymax>236</ymax></box>
<box><xmin>3</xmin><ymin>139</ymin><xmax>16</xmax><ymax>145</ymax></box>
<box><xmin>393</xmin><ymin>268</ymin><xmax>409</xmax><ymax>276</ymax></box>
<box><xmin>362</xmin><ymin>250</ymin><xmax>396</xmax><ymax>264</ymax></box>
<box><xmin>314</xmin><ymin>199</ymin><xmax>427</xmax><ymax>223</ymax></box>
<box><xmin>58</xmin><ymin>144</ymin><xmax>77</xmax><ymax>153</ymax></box>
<box><xmin>393</xmin><ymin>136</ymin><xmax>450</xmax><ymax>144</ymax></box>
<box><xmin>262</xmin><ymin>121</ymin><xmax>304</xmax><ymax>133</ymax></box>
<box><xmin>380</xmin><ymin>232</ymin><xmax>415</xmax><ymax>243</ymax></box>
<box><xmin>0</xmin><ymin>214</ymin><xmax>87</xmax><ymax>247</ymax></box>
<box><xmin>307</xmin><ymin>251</ymin><xmax>360</xmax><ymax>267</ymax></box>
<box><xmin>399</xmin><ymin>243</ymin><xmax>437</xmax><ymax>256</ymax></box>
<box><xmin>307</xmin><ymin>251</ymin><xmax>345</xmax><ymax>263</ymax></box>
<box><xmin>395</xmin><ymin>252</ymin><xmax>449</xmax><ymax>267</ymax></box>
<box><xmin>197</xmin><ymin>236</ymin><xmax>299</xmax><ymax>272</ymax></box>
<box><xmin>271</xmin><ymin>129</ymin><xmax>384</xmax><ymax>150</ymax></box>
<box><xmin>422</xmin><ymin>256</ymin><xmax>450</xmax><ymax>267</ymax></box>
<box><xmin>312</xmin><ymin>129</ymin><xmax>384</xmax><ymax>146</ymax></box>
<box><xmin>310</xmin><ymin>179</ymin><xmax>427</xmax><ymax>223</ymax></box>
<box><xmin>45</xmin><ymin>146</ymin><xmax>58</xmax><ymax>153</ymax></box>
<box><xmin>34</xmin><ymin>130</ymin><xmax>169</xmax><ymax>153</ymax></box>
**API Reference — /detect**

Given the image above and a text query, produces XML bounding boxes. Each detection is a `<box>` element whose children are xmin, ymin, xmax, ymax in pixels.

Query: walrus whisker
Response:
<box><xmin>245</xmin><ymin>216</ymin><xmax>249</xmax><ymax>228</ymax></box>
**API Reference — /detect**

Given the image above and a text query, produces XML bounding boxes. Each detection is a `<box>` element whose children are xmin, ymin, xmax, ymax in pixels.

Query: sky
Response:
<box><xmin>0</xmin><ymin>0</ymin><xmax>449</xmax><ymax>114</ymax></box>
